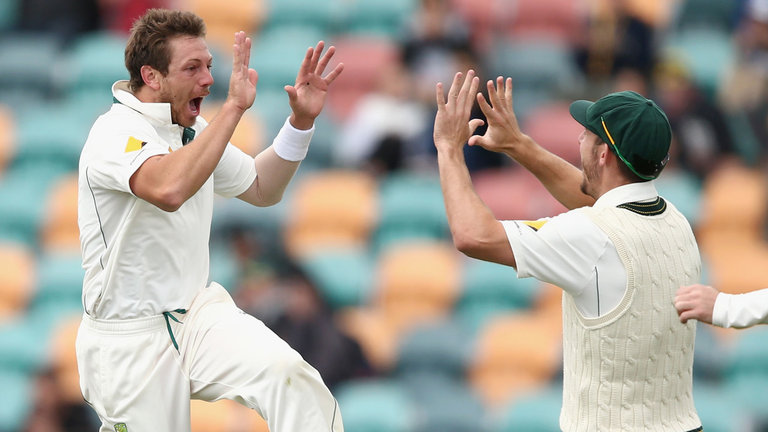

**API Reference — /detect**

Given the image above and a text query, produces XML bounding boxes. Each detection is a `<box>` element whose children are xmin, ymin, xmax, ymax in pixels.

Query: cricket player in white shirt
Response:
<box><xmin>76</xmin><ymin>9</ymin><xmax>344</xmax><ymax>432</ymax></box>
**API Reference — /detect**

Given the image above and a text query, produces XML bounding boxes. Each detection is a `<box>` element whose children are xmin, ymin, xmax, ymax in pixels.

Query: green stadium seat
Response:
<box><xmin>335</xmin><ymin>378</ymin><xmax>418</xmax><ymax>432</ymax></box>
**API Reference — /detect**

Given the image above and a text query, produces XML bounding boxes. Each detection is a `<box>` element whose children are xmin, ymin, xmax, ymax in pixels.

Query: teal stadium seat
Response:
<box><xmin>263</xmin><ymin>0</ymin><xmax>342</xmax><ymax>33</ymax></box>
<box><xmin>0</xmin><ymin>0</ymin><xmax>19</xmax><ymax>31</ymax></box>
<box><xmin>488</xmin><ymin>36</ymin><xmax>582</xmax><ymax>122</ymax></box>
<box><xmin>0</xmin><ymin>164</ymin><xmax>67</xmax><ymax>246</ymax></box>
<box><xmin>0</xmin><ymin>369</ymin><xmax>33</xmax><ymax>432</ymax></box>
<box><xmin>456</xmin><ymin>258</ymin><xmax>539</xmax><ymax>334</ymax></box>
<box><xmin>403</xmin><ymin>374</ymin><xmax>488</xmax><ymax>432</ymax></box>
<box><xmin>373</xmin><ymin>172</ymin><xmax>449</xmax><ymax>253</ymax></box>
<box><xmin>62</xmin><ymin>31</ymin><xmax>129</xmax><ymax>101</ymax></box>
<box><xmin>655</xmin><ymin>168</ymin><xmax>703</xmax><ymax>228</ymax></box>
<box><xmin>340</xmin><ymin>0</ymin><xmax>416</xmax><ymax>38</ymax></box>
<box><xmin>722</xmin><ymin>326</ymin><xmax>768</xmax><ymax>425</ymax></box>
<box><xmin>298</xmin><ymin>246</ymin><xmax>375</xmax><ymax>309</ymax></box>
<box><xmin>395</xmin><ymin>319</ymin><xmax>472</xmax><ymax>381</ymax></box>
<box><xmin>28</xmin><ymin>251</ymin><xmax>84</xmax><ymax>313</ymax></box>
<box><xmin>491</xmin><ymin>384</ymin><xmax>562</xmax><ymax>432</ymax></box>
<box><xmin>693</xmin><ymin>383</ymin><xmax>752</xmax><ymax>432</ymax></box>
<box><xmin>12</xmin><ymin>100</ymin><xmax>92</xmax><ymax>172</ymax></box>
<box><xmin>673</xmin><ymin>0</ymin><xmax>739</xmax><ymax>33</ymax></box>
<box><xmin>249</xmin><ymin>26</ymin><xmax>329</xmax><ymax>90</ymax></box>
<box><xmin>662</xmin><ymin>29</ymin><xmax>734</xmax><ymax>101</ymax></box>
<box><xmin>335</xmin><ymin>378</ymin><xmax>418</xmax><ymax>432</ymax></box>
<box><xmin>0</xmin><ymin>33</ymin><xmax>62</xmax><ymax>106</ymax></box>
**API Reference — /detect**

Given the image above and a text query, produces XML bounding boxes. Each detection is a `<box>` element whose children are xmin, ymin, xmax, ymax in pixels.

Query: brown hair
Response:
<box><xmin>125</xmin><ymin>9</ymin><xmax>206</xmax><ymax>91</ymax></box>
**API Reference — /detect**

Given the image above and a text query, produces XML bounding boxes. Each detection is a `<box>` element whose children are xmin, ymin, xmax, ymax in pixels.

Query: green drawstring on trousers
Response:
<box><xmin>162</xmin><ymin>309</ymin><xmax>187</xmax><ymax>351</ymax></box>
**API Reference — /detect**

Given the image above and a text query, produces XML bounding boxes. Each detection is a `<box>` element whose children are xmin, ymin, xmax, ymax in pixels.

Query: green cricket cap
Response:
<box><xmin>569</xmin><ymin>90</ymin><xmax>671</xmax><ymax>180</ymax></box>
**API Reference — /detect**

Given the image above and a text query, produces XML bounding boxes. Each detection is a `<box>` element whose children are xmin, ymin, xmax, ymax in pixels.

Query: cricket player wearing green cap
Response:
<box><xmin>433</xmin><ymin>70</ymin><xmax>702</xmax><ymax>432</ymax></box>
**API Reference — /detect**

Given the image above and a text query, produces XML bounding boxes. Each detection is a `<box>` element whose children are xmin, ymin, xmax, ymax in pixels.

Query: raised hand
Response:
<box><xmin>285</xmin><ymin>41</ymin><xmax>344</xmax><ymax>130</ymax></box>
<box><xmin>470</xmin><ymin>76</ymin><xmax>528</xmax><ymax>154</ymax></box>
<box><xmin>434</xmin><ymin>70</ymin><xmax>484</xmax><ymax>153</ymax></box>
<box><xmin>228</xmin><ymin>31</ymin><xmax>258</xmax><ymax>112</ymax></box>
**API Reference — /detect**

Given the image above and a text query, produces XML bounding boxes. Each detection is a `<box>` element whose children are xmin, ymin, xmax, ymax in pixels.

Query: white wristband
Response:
<box><xmin>272</xmin><ymin>117</ymin><xmax>314</xmax><ymax>161</ymax></box>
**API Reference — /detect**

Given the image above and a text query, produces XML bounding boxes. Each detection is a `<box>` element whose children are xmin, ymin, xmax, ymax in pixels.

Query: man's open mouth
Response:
<box><xmin>189</xmin><ymin>97</ymin><xmax>203</xmax><ymax>116</ymax></box>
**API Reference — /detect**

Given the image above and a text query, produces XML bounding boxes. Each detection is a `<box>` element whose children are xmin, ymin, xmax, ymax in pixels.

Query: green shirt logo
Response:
<box><xmin>114</xmin><ymin>424</ymin><xmax>128</xmax><ymax>432</ymax></box>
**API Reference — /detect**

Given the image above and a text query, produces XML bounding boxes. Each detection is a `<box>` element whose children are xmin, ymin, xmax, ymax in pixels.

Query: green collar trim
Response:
<box><xmin>617</xmin><ymin>197</ymin><xmax>666</xmax><ymax>216</ymax></box>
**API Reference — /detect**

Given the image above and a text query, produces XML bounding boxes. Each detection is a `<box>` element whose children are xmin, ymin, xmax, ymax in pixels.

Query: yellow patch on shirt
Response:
<box><xmin>522</xmin><ymin>220</ymin><xmax>548</xmax><ymax>231</ymax></box>
<box><xmin>124</xmin><ymin>136</ymin><xmax>146</xmax><ymax>153</ymax></box>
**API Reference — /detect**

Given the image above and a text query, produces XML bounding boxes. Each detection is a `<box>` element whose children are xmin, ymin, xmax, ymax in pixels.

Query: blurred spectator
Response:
<box><xmin>335</xmin><ymin>61</ymin><xmax>427</xmax><ymax>175</ymax></box>
<box><xmin>98</xmin><ymin>0</ymin><xmax>169</xmax><ymax>34</ymax></box>
<box><xmin>401</xmin><ymin>0</ymin><xmax>474</xmax><ymax>104</ymax></box>
<box><xmin>576</xmin><ymin>0</ymin><xmax>670</xmax><ymax>88</ymax></box>
<box><xmin>245</xmin><ymin>262</ymin><xmax>373</xmax><ymax>391</ymax></box>
<box><xmin>17</xmin><ymin>0</ymin><xmax>101</xmax><ymax>43</ymax></box>
<box><xmin>24</xmin><ymin>369</ymin><xmax>99</xmax><ymax>432</ymax></box>
<box><xmin>654</xmin><ymin>59</ymin><xmax>737</xmax><ymax>180</ymax></box>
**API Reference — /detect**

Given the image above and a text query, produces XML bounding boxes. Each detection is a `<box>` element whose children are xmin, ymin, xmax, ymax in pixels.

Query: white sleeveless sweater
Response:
<box><xmin>559</xmin><ymin>200</ymin><xmax>701</xmax><ymax>431</ymax></box>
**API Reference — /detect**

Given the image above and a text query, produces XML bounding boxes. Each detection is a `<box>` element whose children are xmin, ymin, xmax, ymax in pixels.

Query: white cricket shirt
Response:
<box><xmin>78</xmin><ymin>81</ymin><xmax>309</xmax><ymax>320</ymax></box>
<box><xmin>502</xmin><ymin>181</ymin><xmax>662</xmax><ymax>318</ymax></box>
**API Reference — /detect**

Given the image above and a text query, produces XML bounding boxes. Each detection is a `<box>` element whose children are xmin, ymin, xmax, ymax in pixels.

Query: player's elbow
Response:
<box><xmin>152</xmin><ymin>187</ymin><xmax>187</xmax><ymax>212</ymax></box>
<box><xmin>451</xmin><ymin>229</ymin><xmax>484</xmax><ymax>257</ymax></box>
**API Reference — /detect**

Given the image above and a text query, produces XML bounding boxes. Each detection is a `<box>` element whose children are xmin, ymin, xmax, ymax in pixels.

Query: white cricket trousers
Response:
<box><xmin>76</xmin><ymin>282</ymin><xmax>343</xmax><ymax>432</ymax></box>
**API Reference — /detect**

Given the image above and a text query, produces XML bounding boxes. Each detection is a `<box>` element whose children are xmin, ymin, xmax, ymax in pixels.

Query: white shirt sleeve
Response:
<box><xmin>213</xmin><ymin>144</ymin><xmax>257</xmax><ymax>198</ymax></box>
<box><xmin>85</xmin><ymin>129</ymin><xmax>168</xmax><ymax>195</ymax></box>
<box><xmin>501</xmin><ymin>209</ymin><xmax>610</xmax><ymax>297</ymax></box>
<box><xmin>712</xmin><ymin>289</ymin><xmax>768</xmax><ymax>328</ymax></box>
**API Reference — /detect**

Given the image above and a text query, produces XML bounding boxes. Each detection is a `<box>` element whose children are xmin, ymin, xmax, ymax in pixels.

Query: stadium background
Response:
<box><xmin>2</xmin><ymin>0</ymin><xmax>768</xmax><ymax>430</ymax></box>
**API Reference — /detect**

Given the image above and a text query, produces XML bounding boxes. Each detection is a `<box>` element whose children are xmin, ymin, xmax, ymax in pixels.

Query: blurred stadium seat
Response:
<box><xmin>394</xmin><ymin>319</ymin><xmax>472</xmax><ymax>381</ymax></box>
<box><xmin>0</xmin><ymin>104</ymin><xmax>15</xmax><ymax>175</ymax></box>
<box><xmin>373</xmin><ymin>240</ymin><xmax>461</xmax><ymax>331</ymax></box>
<box><xmin>501</xmin><ymin>0</ymin><xmax>587</xmax><ymax>44</ymax></box>
<box><xmin>372</xmin><ymin>172</ymin><xmax>449</xmax><ymax>252</ymax></box>
<box><xmin>471</xmin><ymin>167</ymin><xmax>567</xmax><ymax>222</ymax></box>
<box><xmin>468</xmin><ymin>312</ymin><xmax>562</xmax><ymax>407</ymax></box>
<box><xmin>334</xmin><ymin>378</ymin><xmax>417</xmax><ymax>432</ymax></box>
<box><xmin>250</xmin><ymin>26</ymin><xmax>329</xmax><ymax>89</ymax></box>
<box><xmin>491</xmin><ymin>383</ymin><xmax>562</xmax><ymax>432</ymax></box>
<box><xmin>0</xmin><ymin>368</ymin><xmax>34</xmax><ymax>432</ymax></box>
<box><xmin>0</xmin><ymin>242</ymin><xmax>35</xmax><ymax>319</ymax></box>
<box><xmin>456</xmin><ymin>258</ymin><xmax>539</xmax><ymax>334</ymax></box>
<box><xmin>190</xmin><ymin>399</ymin><xmax>269</xmax><ymax>432</ymax></box>
<box><xmin>40</xmin><ymin>174</ymin><xmax>80</xmax><ymax>252</ymax></box>
<box><xmin>339</xmin><ymin>0</ymin><xmax>416</xmax><ymax>37</ymax></box>
<box><xmin>404</xmin><ymin>373</ymin><xmax>488</xmax><ymax>432</ymax></box>
<box><xmin>0</xmin><ymin>33</ymin><xmax>61</xmax><ymax>106</ymax></box>
<box><xmin>263</xmin><ymin>0</ymin><xmax>341</xmax><ymax>34</ymax></box>
<box><xmin>182</xmin><ymin>0</ymin><xmax>265</xmax><ymax>51</ymax></box>
<box><xmin>298</xmin><ymin>246</ymin><xmax>375</xmax><ymax>309</ymax></box>
<box><xmin>523</xmin><ymin>100</ymin><xmax>584</xmax><ymax>166</ymax></box>
<box><xmin>283</xmin><ymin>170</ymin><xmax>378</xmax><ymax>257</ymax></box>
<box><xmin>61</xmin><ymin>31</ymin><xmax>129</xmax><ymax>101</ymax></box>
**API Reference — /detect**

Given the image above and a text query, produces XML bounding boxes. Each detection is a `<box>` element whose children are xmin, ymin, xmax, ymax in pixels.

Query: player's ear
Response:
<box><xmin>141</xmin><ymin>65</ymin><xmax>162</xmax><ymax>90</ymax></box>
